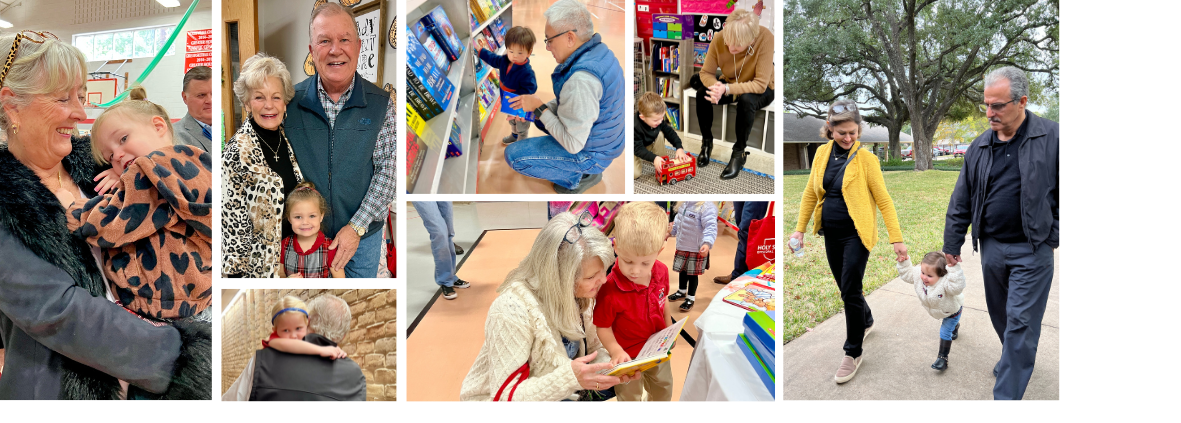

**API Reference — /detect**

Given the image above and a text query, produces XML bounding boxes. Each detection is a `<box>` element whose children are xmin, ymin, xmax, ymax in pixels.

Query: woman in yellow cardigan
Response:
<box><xmin>789</xmin><ymin>100</ymin><xmax>908</xmax><ymax>384</ymax></box>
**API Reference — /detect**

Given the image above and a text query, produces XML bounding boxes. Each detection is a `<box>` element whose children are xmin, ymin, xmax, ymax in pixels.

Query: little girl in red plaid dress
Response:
<box><xmin>667</xmin><ymin>201</ymin><xmax>718</xmax><ymax>311</ymax></box>
<box><xmin>277</xmin><ymin>182</ymin><xmax>344</xmax><ymax>278</ymax></box>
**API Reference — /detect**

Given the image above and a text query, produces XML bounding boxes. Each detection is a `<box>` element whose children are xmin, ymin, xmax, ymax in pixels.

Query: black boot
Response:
<box><xmin>931</xmin><ymin>339</ymin><xmax>952</xmax><ymax>371</ymax></box>
<box><xmin>952</xmin><ymin>323</ymin><xmax>959</xmax><ymax>340</ymax></box>
<box><xmin>697</xmin><ymin>139</ymin><xmax>713</xmax><ymax>167</ymax></box>
<box><xmin>720</xmin><ymin>150</ymin><xmax>748</xmax><ymax>180</ymax></box>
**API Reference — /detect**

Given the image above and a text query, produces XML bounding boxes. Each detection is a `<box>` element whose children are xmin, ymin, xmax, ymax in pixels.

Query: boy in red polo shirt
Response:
<box><xmin>594</xmin><ymin>202</ymin><xmax>675</xmax><ymax>401</ymax></box>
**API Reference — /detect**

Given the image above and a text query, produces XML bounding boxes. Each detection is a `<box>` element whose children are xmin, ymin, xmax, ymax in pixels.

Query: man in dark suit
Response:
<box><xmin>174</xmin><ymin>66</ymin><xmax>213</xmax><ymax>152</ymax></box>
<box><xmin>222</xmin><ymin>295</ymin><xmax>366</xmax><ymax>401</ymax></box>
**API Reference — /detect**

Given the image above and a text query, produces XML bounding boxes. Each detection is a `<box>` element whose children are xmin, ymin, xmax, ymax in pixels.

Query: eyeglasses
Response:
<box><xmin>978</xmin><ymin>99</ymin><xmax>1018</xmax><ymax>113</ymax></box>
<box><xmin>830</xmin><ymin>103</ymin><xmax>858</xmax><ymax>115</ymax></box>
<box><xmin>544</xmin><ymin>29</ymin><xmax>575</xmax><ymax>45</ymax></box>
<box><xmin>563</xmin><ymin>210</ymin><xmax>595</xmax><ymax>244</ymax></box>
<box><xmin>1</xmin><ymin>30</ymin><xmax>58</xmax><ymax>88</ymax></box>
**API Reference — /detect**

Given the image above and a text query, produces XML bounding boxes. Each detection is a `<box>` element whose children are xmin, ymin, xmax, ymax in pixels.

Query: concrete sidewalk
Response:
<box><xmin>782</xmin><ymin>240</ymin><xmax>1060</xmax><ymax>400</ymax></box>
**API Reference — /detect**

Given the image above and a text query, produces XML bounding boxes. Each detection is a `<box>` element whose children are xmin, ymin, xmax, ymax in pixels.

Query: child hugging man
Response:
<box><xmin>634</xmin><ymin>92</ymin><xmax>690</xmax><ymax>179</ymax></box>
<box><xmin>477</xmin><ymin>26</ymin><xmax>538</xmax><ymax>145</ymax></box>
<box><xmin>594</xmin><ymin>202</ymin><xmax>675</xmax><ymax>401</ymax></box>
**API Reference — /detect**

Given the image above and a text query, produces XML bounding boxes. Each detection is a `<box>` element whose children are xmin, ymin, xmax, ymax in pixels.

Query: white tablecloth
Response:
<box><xmin>679</xmin><ymin>279</ymin><xmax>774</xmax><ymax>401</ymax></box>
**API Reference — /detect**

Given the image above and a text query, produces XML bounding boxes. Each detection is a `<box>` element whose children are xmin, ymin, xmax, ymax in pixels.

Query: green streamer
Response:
<box><xmin>96</xmin><ymin>0</ymin><xmax>201</xmax><ymax>107</ymax></box>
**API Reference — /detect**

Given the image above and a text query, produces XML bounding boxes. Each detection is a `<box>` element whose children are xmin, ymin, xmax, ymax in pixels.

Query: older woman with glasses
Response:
<box><xmin>0</xmin><ymin>30</ymin><xmax>209</xmax><ymax>399</ymax></box>
<box><xmin>461</xmin><ymin>211</ymin><xmax>639</xmax><ymax>401</ymax></box>
<box><xmin>790</xmin><ymin>99</ymin><xmax>908</xmax><ymax>384</ymax></box>
<box><xmin>691</xmin><ymin>8</ymin><xmax>775</xmax><ymax>179</ymax></box>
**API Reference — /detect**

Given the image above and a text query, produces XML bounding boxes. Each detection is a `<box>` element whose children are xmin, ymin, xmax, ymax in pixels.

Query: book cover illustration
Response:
<box><xmin>422</xmin><ymin>6</ymin><xmax>463</xmax><ymax>61</ymax></box>
<box><xmin>723</xmin><ymin>282</ymin><xmax>775</xmax><ymax>312</ymax></box>
<box><xmin>499</xmin><ymin>91</ymin><xmax>535</xmax><ymax>121</ymax></box>
<box><xmin>601</xmin><ymin>318</ymin><xmax>688</xmax><ymax>377</ymax></box>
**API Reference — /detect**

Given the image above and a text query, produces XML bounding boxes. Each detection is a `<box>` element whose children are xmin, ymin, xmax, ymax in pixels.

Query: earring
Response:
<box><xmin>12</xmin><ymin>123</ymin><xmax>17</xmax><ymax>135</ymax></box>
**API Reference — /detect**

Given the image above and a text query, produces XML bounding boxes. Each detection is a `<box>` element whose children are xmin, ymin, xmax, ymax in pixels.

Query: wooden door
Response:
<box><xmin>222</xmin><ymin>0</ymin><xmax>259</xmax><ymax>143</ymax></box>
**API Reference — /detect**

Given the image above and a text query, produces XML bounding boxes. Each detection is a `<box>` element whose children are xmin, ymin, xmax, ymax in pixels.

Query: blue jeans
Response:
<box><xmin>344</xmin><ymin>231</ymin><xmax>383</xmax><ymax>278</ymax></box>
<box><xmin>940</xmin><ymin>308</ymin><xmax>963</xmax><ymax>341</ymax></box>
<box><xmin>503</xmin><ymin>135</ymin><xmax>608</xmax><ymax>190</ymax></box>
<box><xmin>730</xmin><ymin>201</ymin><xmax>769</xmax><ymax>278</ymax></box>
<box><xmin>412</xmin><ymin>202</ymin><xmax>457</xmax><ymax>287</ymax></box>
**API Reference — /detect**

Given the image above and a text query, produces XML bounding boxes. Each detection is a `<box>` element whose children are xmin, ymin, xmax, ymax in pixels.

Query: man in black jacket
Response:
<box><xmin>943</xmin><ymin>66</ymin><xmax>1058</xmax><ymax>400</ymax></box>
<box><xmin>222</xmin><ymin>294</ymin><xmax>366</xmax><ymax>401</ymax></box>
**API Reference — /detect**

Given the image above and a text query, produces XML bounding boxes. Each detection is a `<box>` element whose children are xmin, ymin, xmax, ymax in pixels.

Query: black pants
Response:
<box><xmin>823</xmin><ymin>223</ymin><xmax>873</xmax><ymax>358</ymax></box>
<box><xmin>689</xmin><ymin>74</ymin><xmax>775</xmax><ymax>152</ymax></box>
<box><xmin>678</xmin><ymin>272</ymin><xmax>699</xmax><ymax>297</ymax></box>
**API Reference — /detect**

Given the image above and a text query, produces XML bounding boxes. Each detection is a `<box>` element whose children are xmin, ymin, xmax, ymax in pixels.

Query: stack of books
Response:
<box><xmin>656</xmin><ymin>76</ymin><xmax>680</xmax><ymax>99</ymax></box>
<box><xmin>406</xmin><ymin>6</ymin><xmax>461</xmax><ymax>123</ymax></box>
<box><xmin>737</xmin><ymin>311</ymin><xmax>775</xmax><ymax>395</ymax></box>
<box><xmin>664</xmin><ymin>105</ymin><xmax>681</xmax><ymax>130</ymax></box>
<box><xmin>655</xmin><ymin>43</ymin><xmax>680</xmax><ymax>72</ymax></box>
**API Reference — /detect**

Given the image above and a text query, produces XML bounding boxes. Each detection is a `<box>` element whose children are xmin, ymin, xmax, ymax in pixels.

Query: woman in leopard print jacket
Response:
<box><xmin>222</xmin><ymin>53</ymin><xmax>304</xmax><ymax>278</ymax></box>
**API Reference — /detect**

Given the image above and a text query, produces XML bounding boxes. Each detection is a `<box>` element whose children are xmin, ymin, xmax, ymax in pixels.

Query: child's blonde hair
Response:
<box><xmin>271</xmin><ymin>295</ymin><xmax>309</xmax><ymax>326</ymax></box>
<box><xmin>636</xmin><ymin>92</ymin><xmax>666</xmax><ymax>117</ymax></box>
<box><xmin>284</xmin><ymin>181</ymin><xmax>330</xmax><ymax>220</ymax></box>
<box><xmin>90</xmin><ymin>93</ymin><xmax>176</xmax><ymax>164</ymax></box>
<box><xmin>613</xmin><ymin>202</ymin><xmax>668</xmax><ymax>256</ymax></box>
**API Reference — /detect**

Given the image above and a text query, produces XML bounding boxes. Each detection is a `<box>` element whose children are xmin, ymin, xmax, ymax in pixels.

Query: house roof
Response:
<box><xmin>782</xmin><ymin>112</ymin><xmax>913</xmax><ymax>144</ymax></box>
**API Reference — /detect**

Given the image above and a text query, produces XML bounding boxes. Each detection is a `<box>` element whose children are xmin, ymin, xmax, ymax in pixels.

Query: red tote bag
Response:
<box><xmin>745</xmin><ymin>202</ymin><xmax>776</xmax><ymax>270</ymax></box>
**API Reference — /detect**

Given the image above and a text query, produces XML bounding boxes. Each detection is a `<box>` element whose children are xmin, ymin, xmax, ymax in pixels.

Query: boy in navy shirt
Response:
<box><xmin>477</xmin><ymin>27</ymin><xmax>538</xmax><ymax>145</ymax></box>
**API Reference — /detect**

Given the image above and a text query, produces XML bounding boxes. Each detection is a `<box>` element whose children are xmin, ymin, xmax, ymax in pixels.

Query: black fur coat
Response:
<box><xmin>0</xmin><ymin>135</ymin><xmax>211</xmax><ymax>400</ymax></box>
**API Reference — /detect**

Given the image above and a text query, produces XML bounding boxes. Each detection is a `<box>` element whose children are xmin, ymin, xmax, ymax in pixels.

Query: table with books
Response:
<box><xmin>679</xmin><ymin>263</ymin><xmax>776</xmax><ymax>401</ymax></box>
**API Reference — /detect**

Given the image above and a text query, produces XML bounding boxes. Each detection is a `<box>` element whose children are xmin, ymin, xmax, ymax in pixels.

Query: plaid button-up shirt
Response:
<box><xmin>316</xmin><ymin>76</ymin><xmax>397</xmax><ymax>233</ymax></box>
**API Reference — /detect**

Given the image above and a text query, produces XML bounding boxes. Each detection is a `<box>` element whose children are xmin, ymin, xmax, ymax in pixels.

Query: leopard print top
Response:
<box><xmin>221</xmin><ymin>120</ymin><xmax>303</xmax><ymax>278</ymax></box>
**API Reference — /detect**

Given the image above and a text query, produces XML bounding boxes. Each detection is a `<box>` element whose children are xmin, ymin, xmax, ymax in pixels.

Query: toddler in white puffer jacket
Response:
<box><xmin>896</xmin><ymin>252</ymin><xmax>966</xmax><ymax>371</ymax></box>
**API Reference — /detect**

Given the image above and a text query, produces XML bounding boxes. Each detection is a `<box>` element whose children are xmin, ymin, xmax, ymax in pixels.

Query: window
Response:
<box><xmin>73</xmin><ymin>25</ymin><xmax>175</xmax><ymax>62</ymax></box>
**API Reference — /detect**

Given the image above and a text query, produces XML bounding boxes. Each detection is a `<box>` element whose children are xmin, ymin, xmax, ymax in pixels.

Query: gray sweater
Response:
<box><xmin>538</xmin><ymin>71</ymin><xmax>602</xmax><ymax>154</ymax></box>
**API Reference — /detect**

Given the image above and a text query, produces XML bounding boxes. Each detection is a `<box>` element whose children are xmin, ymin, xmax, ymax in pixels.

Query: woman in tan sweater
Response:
<box><xmin>692</xmin><ymin>8</ymin><xmax>775</xmax><ymax>179</ymax></box>
<box><xmin>460</xmin><ymin>212</ymin><xmax>639</xmax><ymax>401</ymax></box>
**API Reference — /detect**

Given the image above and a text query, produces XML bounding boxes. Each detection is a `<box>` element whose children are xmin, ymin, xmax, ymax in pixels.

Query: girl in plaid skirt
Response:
<box><xmin>667</xmin><ymin>201</ymin><xmax>718</xmax><ymax>311</ymax></box>
<box><xmin>277</xmin><ymin>182</ymin><xmax>344</xmax><ymax>278</ymax></box>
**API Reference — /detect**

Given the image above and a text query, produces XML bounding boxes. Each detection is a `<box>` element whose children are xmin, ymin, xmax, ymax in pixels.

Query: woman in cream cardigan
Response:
<box><xmin>790</xmin><ymin>100</ymin><xmax>908</xmax><ymax>384</ymax></box>
<box><xmin>461</xmin><ymin>212</ymin><xmax>639</xmax><ymax>401</ymax></box>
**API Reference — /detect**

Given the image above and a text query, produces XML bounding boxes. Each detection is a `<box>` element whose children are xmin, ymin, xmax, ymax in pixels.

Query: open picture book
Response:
<box><xmin>600</xmin><ymin>318</ymin><xmax>688</xmax><ymax>377</ymax></box>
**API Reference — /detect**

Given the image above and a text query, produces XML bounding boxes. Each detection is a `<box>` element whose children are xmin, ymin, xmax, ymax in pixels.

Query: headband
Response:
<box><xmin>272</xmin><ymin>307</ymin><xmax>309</xmax><ymax>324</ymax></box>
<box><xmin>0</xmin><ymin>31</ymin><xmax>58</xmax><ymax>88</ymax></box>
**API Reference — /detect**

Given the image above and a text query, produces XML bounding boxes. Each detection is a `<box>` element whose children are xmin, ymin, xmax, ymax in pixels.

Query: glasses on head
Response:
<box><xmin>544</xmin><ymin>29</ymin><xmax>575</xmax><ymax>45</ymax></box>
<box><xmin>1</xmin><ymin>31</ymin><xmax>58</xmax><ymax>88</ymax></box>
<box><xmin>563</xmin><ymin>210</ymin><xmax>595</xmax><ymax>244</ymax></box>
<box><xmin>978</xmin><ymin>99</ymin><xmax>1018</xmax><ymax>113</ymax></box>
<box><xmin>830</xmin><ymin>103</ymin><xmax>858</xmax><ymax>115</ymax></box>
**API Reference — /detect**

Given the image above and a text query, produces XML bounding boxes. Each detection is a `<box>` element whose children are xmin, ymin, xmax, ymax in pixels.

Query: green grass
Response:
<box><xmin>782</xmin><ymin>170</ymin><xmax>960</xmax><ymax>343</ymax></box>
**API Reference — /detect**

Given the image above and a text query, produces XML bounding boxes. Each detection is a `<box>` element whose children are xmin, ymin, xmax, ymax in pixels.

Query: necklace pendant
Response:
<box><xmin>274</xmin><ymin>154</ymin><xmax>280</xmax><ymax>161</ymax></box>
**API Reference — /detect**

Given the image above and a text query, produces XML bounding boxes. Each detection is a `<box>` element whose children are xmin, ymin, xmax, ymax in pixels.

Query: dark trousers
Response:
<box><xmin>678</xmin><ymin>272</ymin><xmax>699</xmax><ymax>297</ymax></box>
<box><xmin>730</xmin><ymin>201</ymin><xmax>769</xmax><ymax>278</ymax></box>
<box><xmin>688</xmin><ymin>74</ymin><xmax>775</xmax><ymax>152</ymax></box>
<box><xmin>823</xmin><ymin>225</ymin><xmax>873</xmax><ymax>358</ymax></box>
<box><xmin>980</xmin><ymin>237</ymin><xmax>1055</xmax><ymax>400</ymax></box>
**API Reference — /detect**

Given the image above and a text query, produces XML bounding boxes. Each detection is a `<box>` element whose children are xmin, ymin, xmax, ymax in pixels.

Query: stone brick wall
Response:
<box><xmin>221</xmin><ymin>289</ymin><xmax>397</xmax><ymax>401</ymax></box>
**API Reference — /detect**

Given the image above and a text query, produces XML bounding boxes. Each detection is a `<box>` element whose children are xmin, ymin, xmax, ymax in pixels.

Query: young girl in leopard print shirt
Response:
<box><xmin>58</xmin><ymin>98</ymin><xmax>213</xmax><ymax>322</ymax></box>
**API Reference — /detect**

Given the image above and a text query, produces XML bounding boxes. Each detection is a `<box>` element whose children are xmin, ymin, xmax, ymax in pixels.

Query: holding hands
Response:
<box><xmin>945</xmin><ymin>253</ymin><xmax>961</xmax><ymax>266</ymax></box>
<box><xmin>893</xmin><ymin>242</ymin><xmax>909</xmax><ymax>262</ymax></box>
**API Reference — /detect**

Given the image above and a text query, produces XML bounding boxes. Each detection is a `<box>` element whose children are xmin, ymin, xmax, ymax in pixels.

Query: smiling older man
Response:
<box><xmin>284</xmin><ymin>2</ymin><xmax>396</xmax><ymax>277</ymax></box>
<box><xmin>504</xmin><ymin>0</ymin><xmax>625</xmax><ymax>194</ymax></box>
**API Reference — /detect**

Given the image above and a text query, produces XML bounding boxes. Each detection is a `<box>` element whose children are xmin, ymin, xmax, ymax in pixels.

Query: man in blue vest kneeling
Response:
<box><xmin>285</xmin><ymin>2</ymin><xmax>396</xmax><ymax>277</ymax></box>
<box><xmin>505</xmin><ymin>0</ymin><xmax>625</xmax><ymax>194</ymax></box>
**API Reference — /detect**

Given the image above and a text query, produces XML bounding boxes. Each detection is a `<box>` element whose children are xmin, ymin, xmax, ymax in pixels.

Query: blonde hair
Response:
<box><xmin>498</xmin><ymin>212</ymin><xmax>614</xmax><ymax>340</ymax></box>
<box><xmin>285</xmin><ymin>181</ymin><xmax>330</xmax><ymax>220</ymax></box>
<box><xmin>271</xmin><ymin>295</ymin><xmax>309</xmax><ymax>326</ymax></box>
<box><xmin>90</xmin><ymin>99</ymin><xmax>176</xmax><ymax>164</ymax></box>
<box><xmin>0</xmin><ymin>32</ymin><xmax>88</xmax><ymax>134</ymax></box>
<box><xmin>233</xmin><ymin>53</ymin><xmax>295</xmax><ymax>108</ymax></box>
<box><xmin>721</xmin><ymin>9</ymin><xmax>760</xmax><ymax>49</ymax></box>
<box><xmin>636</xmin><ymin>92</ymin><xmax>666</xmax><ymax>117</ymax></box>
<box><xmin>820</xmin><ymin>99</ymin><xmax>863</xmax><ymax>140</ymax></box>
<box><xmin>613</xmin><ymin>202</ymin><xmax>668</xmax><ymax>256</ymax></box>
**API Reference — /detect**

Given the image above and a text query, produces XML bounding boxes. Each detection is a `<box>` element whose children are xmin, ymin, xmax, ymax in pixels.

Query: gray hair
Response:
<box><xmin>0</xmin><ymin>32</ymin><xmax>87</xmax><ymax>134</ymax></box>
<box><xmin>985</xmin><ymin>66</ymin><xmax>1029</xmax><ymax>102</ymax></box>
<box><xmin>232</xmin><ymin>53</ymin><xmax>294</xmax><ymax>106</ymax></box>
<box><xmin>309</xmin><ymin>2</ymin><xmax>359</xmax><ymax>41</ymax></box>
<box><xmin>307</xmin><ymin>294</ymin><xmax>351</xmax><ymax>344</ymax></box>
<box><xmin>544</xmin><ymin>0</ymin><xmax>594</xmax><ymax>43</ymax></box>
<box><xmin>182</xmin><ymin>66</ymin><xmax>212</xmax><ymax>92</ymax></box>
<box><xmin>498</xmin><ymin>212</ymin><xmax>614</xmax><ymax>340</ymax></box>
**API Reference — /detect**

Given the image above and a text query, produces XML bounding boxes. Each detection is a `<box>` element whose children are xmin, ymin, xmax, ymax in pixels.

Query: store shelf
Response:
<box><xmin>438</xmin><ymin>93</ymin><xmax>476</xmax><ymax>194</ymax></box>
<box><xmin>472</xmin><ymin>2</ymin><xmax>513</xmax><ymax>37</ymax></box>
<box><xmin>411</xmin><ymin>44</ymin><xmax>468</xmax><ymax>194</ymax></box>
